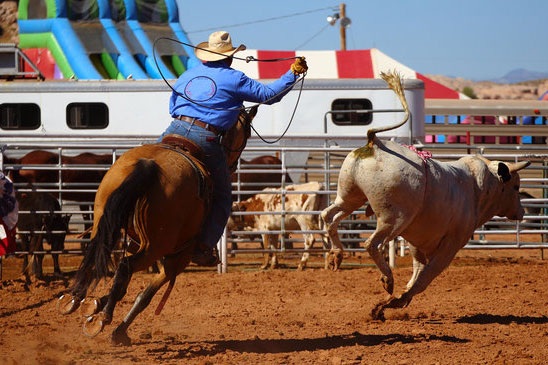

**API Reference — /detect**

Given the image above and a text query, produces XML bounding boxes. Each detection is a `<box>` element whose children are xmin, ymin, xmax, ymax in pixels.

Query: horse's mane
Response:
<box><xmin>223</xmin><ymin>106</ymin><xmax>258</xmax><ymax>172</ymax></box>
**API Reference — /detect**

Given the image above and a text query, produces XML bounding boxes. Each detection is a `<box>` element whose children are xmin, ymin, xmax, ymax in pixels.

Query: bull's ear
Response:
<box><xmin>497</xmin><ymin>162</ymin><xmax>512</xmax><ymax>182</ymax></box>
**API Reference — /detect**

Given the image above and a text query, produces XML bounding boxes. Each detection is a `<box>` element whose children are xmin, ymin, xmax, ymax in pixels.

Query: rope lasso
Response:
<box><xmin>152</xmin><ymin>37</ymin><xmax>306</xmax><ymax>144</ymax></box>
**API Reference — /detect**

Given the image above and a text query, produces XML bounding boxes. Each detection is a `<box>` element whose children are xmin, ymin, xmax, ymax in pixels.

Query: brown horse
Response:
<box><xmin>17</xmin><ymin>191</ymin><xmax>71</xmax><ymax>282</ymax></box>
<box><xmin>57</xmin><ymin>107</ymin><xmax>256</xmax><ymax>345</ymax></box>
<box><xmin>9</xmin><ymin>150</ymin><xmax>113</xmax><ymax>202</ymax></box>
<box><xmin>8</xmin><ymin>150</ymin><xmax>114</xmax><ymax>244</ymax></box>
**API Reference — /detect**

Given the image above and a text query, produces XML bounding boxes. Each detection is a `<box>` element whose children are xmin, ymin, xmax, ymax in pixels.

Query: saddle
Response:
<box><xmin>160</xmin><ymin>134</ymin><xmax>205</xmax><ymax>161</ymax></box>
<box><xmin>159</xmin><ymin>134</ymin><xmax>211</xmax><ymax>202</ymax></box>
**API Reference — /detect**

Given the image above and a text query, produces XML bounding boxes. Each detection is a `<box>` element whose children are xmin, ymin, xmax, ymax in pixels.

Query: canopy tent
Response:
<box><xmin>231</xmin><ymin>48</ymin><xmax>467</xmax><ymax>100</ymax></box>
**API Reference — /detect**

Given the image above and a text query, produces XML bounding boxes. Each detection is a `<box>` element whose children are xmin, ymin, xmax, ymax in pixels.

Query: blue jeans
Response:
<box><xmin>158</xmin><ymin>119</ymin><xmax>231</xmax><ymax>249</ymax></box>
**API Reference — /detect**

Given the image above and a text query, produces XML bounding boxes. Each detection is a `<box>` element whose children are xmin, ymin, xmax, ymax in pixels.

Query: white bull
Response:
<box><xmin>228</xmin><ymin>181</ymin><xmax>329</xmax><ymax>270</ymax></box>
<box><xmin>320</xmin><ymin>71</ymin><xmax>530</xmax><ymax>320</ymax></box>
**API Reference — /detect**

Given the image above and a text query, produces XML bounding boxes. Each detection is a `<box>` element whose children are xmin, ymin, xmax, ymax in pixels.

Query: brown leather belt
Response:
<box><xmin>175</xmin><ymin>115</ymin><xmax>221</xmax><ymax>135</ymax></box>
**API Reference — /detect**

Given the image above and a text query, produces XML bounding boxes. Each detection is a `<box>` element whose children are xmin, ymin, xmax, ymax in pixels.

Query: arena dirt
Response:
<box><xmin>1</xmin><ymin>244</ymin><xmax>548</xmax><ymax>364</ymax></box>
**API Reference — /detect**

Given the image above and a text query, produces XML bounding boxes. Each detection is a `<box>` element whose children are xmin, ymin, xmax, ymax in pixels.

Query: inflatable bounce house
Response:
<box><xmin>18</xmin><ymin>0</ymin><xmax>200</xmax><ymax>80</ymax></box>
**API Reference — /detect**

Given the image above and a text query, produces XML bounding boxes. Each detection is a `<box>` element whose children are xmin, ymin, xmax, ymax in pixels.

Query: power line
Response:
<box><xmin>294</xmin><ymin>23</ymin><xmax>330</xmax><ymax>50</ymax></box>
<box><xmin>186</xmin><ymin>6</ymin><xmax>339</xmax><ymax>34</ymax></box>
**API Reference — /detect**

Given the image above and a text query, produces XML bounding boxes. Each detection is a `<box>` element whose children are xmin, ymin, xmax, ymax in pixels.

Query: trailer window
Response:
<box><xmin>331</xmin><ymin>99</ymin><xmax>373</xmax><ymax>125</ymax></box>
<box><xmin>66</xmin><ymin>103</ymin><xmax>109</xmax><ymax>129</ymax></box>
<box><xmin>0</xmin><ymin>103</ymin><xmax>41</xmax><ymax>130</ymax></box>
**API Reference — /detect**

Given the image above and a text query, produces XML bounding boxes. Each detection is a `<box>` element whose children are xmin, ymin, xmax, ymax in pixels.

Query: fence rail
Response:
<box><xmin>1</xmin><ymin>105</ymin><xmax>548</xmax><ymax>275</ymax></box>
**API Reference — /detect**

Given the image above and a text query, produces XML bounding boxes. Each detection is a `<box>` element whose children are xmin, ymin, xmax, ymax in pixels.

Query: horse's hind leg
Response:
<box><xmin>82</xmin><ymin>255</ymin><xmax>135</xmax><ymax>339</ymax></box>
<box><xmin>111</xmin><ymin>250</ymin><xmax>192</xmax><ymax>346</ymax></box>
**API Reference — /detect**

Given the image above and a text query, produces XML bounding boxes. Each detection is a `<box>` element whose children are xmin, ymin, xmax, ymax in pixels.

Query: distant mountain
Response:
<box><xmin>489</xmin><ymin>69</ymin><xmax>548</xmax><ymax>84</ymax></box>
<box><xmin>425</xmin><ymin>74</ymin><xmax>548</xmax><ymax>100</ymax></box>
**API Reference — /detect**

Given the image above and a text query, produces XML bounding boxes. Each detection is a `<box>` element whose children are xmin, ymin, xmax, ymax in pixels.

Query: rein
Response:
<box><xmin>153</xmin><ymin>37</ymin><xmax>306</xmax><ymax>144</ymax></box>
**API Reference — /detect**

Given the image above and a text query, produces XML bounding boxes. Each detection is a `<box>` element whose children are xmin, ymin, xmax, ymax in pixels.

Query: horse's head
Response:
<box><xmin>222</xmin><ymin>106</ymin><xmax>258</xmax><ymax>173</ymax></box>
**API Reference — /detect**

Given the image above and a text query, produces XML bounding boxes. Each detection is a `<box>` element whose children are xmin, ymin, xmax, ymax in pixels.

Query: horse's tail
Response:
<box><xmin>71</xmin><ymin>158</ymin><xmax>160</xmax><ymax>297</ymax></box>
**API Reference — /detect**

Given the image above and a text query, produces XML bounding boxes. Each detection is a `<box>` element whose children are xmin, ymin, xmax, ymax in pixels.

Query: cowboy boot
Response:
<box><xmin>191</xmin><ymin>243</ymin><xmax>220</xmax><ymax>267</ymax></box>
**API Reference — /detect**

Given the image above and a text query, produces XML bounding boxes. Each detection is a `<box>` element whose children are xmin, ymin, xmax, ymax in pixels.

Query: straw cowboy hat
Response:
<box><xmin>195</xmin><ymin>31</ymin><xmax>246</xmax><ymax>62</ymax></box>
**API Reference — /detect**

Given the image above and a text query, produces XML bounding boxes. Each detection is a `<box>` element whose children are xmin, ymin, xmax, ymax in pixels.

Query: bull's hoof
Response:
<box><xmin>328</xmin><ymin>250</ymin><xmax>343</xmax><ymax>271</ymax></box>
<box><xmin>371</xmin><ymin>302</ymin><xmax>386</xmax><ymax>322</ymax></box>
<box><xmin>80</xmin><ymin>297</ymin><xmax>101</xmax><ymax>318</ymax></box>
<box><xmin>82</xmin><ymin>312</ymin><xmax>110</xmax><ymax>338</ymax></box>
<box><xmin>57</xmin><ymin>294</ymin><xmax>80</xmax><ymax>315</ymax></box>
<box><xmin>380</xmin><ymin>275</ymin><xmax>394</xmax><ymax>295</ymax></box>
<box><xmin>111</xmin><ymin>327</ymin><xmax>132</xmax><ymax>346</ymax></box>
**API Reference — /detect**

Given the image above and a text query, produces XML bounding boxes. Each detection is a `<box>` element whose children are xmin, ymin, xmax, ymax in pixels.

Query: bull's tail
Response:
<box><xmin>366</xmin><ymin>71</ymin><xmax>410</xmax><ymax>145</ymax></box>
<box><xmin>70</xmin><ymin>158</ymin><xmax>160</xmax><ymax>297</ymax></box>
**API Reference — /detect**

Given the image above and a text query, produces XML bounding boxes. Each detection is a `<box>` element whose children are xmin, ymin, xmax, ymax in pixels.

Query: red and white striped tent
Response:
<box><xmin>232</xmin><ymin>48</ymin><xmax>466</xmax><ymax>99</ymax></box>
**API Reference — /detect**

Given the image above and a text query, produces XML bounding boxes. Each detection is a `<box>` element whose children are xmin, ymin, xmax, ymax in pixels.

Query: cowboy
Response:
<box><xmin>158</xmin><ymin>31</ymin><xmax>307</xmax><ymax>266</ymax></box>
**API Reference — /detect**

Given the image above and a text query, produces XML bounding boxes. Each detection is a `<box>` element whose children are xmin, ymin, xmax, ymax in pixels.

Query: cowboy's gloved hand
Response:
<box><xmin>291</xmin><ymin>57</ymin><xmax>308</xmax><ymax>75</ymax></box>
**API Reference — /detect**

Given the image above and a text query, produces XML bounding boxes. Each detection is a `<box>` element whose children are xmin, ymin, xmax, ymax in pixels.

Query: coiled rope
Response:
<box><xmin>152</xmin><ymin>37</ymin><xmax>306</xmax><ymax>143</ymax></box>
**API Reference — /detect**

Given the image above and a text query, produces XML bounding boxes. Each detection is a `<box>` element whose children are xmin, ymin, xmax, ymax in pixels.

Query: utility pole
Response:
<box><xmin>327</xmin><ymin>3</ymin><xmax>351</xmax><ymax>50</ymax></box>
<box><xmin>339</xmin><ymin>3</ymin><xmax>346</xmax><ymax>51</ymax></box>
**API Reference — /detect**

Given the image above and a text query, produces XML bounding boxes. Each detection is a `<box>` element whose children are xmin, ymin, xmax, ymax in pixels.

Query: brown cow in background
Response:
<box><xmin>231</xmin><ymin>155</ymin><xmax>293</xmax><ymax>201</ymax></box>
<box><xmin>230</xmin><ymin>155</ymin><xmax>294</xmax><ymax>253</ymax></box>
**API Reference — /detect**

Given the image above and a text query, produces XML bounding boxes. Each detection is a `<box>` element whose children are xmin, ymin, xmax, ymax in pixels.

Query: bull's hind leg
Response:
<box><xmin>110</xmin><ymin>250</ymin><xmax>192</xmax><ymax>346</ymax></box>
<box><xmin>362</xmin><ymin>225</ymin><xmax>401</xmax><ymax>296</ymax></box>
<box><xmin>321</xmin><ymin>195</ymin><xmax>366</xmax><ymax>271</ymax></box>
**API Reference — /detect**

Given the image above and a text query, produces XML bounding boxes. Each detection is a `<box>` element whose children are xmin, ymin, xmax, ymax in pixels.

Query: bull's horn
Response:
<box><xmin>476</xmin><ymin>154</ymin><xmax>490</xmax><ymax>165</ymax></box>
<box><xmin>508</xmin><ymin>160</ymin><xmax>531</xmax><ymax>173</ymax></box>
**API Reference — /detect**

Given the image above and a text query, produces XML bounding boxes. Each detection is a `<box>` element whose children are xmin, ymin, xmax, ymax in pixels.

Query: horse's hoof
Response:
<box><xmin>80</xmin><ymin>297</ymin><xmax>100</xmax><ymax>318</ymax></box>
<box><xmin>111</xmin><ymin>327</ymin><xmax>132</xmax><ymax>346</ymax></box>
<box><xmin>82</xmin><ymin>312</ymin><xmax>110</xmax><ymax>338</ymax></box>
<box><xmin>57</xmin><ymin>294</ymin><xmax>80</xmax><ymax>315</ymax></box>
<box><xmin>297</xmin><ymin>263</ymin><xmax>305</xmax><ymax>271</ymax></box>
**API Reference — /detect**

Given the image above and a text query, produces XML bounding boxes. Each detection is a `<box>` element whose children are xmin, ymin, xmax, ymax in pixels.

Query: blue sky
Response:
<box><xmin>177</xmin><ymin>0</ymin><xmax>547</xmax><ymax>81</ymax></box>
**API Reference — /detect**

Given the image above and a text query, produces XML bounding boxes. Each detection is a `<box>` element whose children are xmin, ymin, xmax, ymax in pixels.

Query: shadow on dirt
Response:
<box><xmin>147</xmin><ymin>331</ymin><xmax>469</xmax><ymax>359</ymax></box>
<box><xmin>0</xmin><ymin>289</ymin><xmax>64</xmax><ymax>319</ymax></box>
<box><xmin>456</xmin><ymin>313</ymin><xmax>548</xmax><ymax>325</ymax></box>
<box><xmin>0</xmin><ymin>273</ymin><xmax>71</xmax><ymax>319</ymax></box>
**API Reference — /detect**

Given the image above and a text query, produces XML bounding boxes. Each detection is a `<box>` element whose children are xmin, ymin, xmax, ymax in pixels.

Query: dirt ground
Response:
<box><xmin>1</xmin><ymin>244</ymin><xmax>548</xmax><ymax>365</ymax></box>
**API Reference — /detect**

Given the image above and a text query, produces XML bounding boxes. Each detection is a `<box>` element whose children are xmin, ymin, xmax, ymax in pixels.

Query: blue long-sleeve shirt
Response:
<box><xmin>169</xmin><ymin>61</ymin><xmax>298</xmax><ymax>131</ymax></box>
